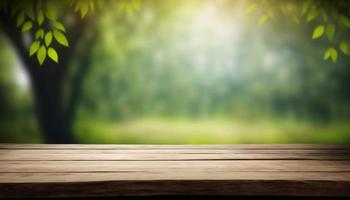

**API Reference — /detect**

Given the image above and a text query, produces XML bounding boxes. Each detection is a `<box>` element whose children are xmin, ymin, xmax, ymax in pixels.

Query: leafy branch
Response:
<box><xmin>247</xmin><ymin>0</ymin><xmax>350</xmax><ymax>63</ymax></box>
<box><xmin>0</xmin><ymin>0</ymin><xmax>141</xmax><ymax>66</ymax></box>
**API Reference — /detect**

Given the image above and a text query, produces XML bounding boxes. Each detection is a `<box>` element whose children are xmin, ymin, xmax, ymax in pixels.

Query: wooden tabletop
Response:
<box><xmin>0</xmin><ymin>144</ymin><xmax>349</xmax><ymax>198</ymax></box>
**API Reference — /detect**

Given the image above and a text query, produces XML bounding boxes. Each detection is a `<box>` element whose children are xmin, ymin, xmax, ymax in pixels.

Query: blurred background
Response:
<box><xmin>1</xmin><ymin>0</ymin><xmax>350</xmax><ymax>143</ymax></box>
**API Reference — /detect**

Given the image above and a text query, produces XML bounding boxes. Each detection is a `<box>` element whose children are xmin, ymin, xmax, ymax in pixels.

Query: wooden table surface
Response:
<box><xmin>0</xmin><ymin>144</ymin><xmax>349</xmax><ymax>198</ymax></box>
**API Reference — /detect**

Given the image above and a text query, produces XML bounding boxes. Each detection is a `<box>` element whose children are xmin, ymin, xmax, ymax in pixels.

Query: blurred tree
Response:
<box><xmin>0</xmin><ymin>0</ymin><xmax>140</xmax><ymax>143</ymax></box>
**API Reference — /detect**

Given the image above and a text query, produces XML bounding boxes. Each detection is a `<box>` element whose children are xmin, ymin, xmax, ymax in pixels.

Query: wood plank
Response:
<box><xmin>1</xmin><ymin>160</ymin><xmax>349</xmax><ymax>173</ymax></box>
<box><xmin>1</xmin><ymin>152</ymin><xmax>349</xmax><ymax>161</ymax></box>
<box><xmin>1</xmin><ymin>172</ymin><xmax>350</xmax><ymax>182</ymax></box>
<box><xmin>1</xmin><ymin>144</ymin><xmax>349</xmax><ymax>149</ymax></box>
<box><xmin>0</xmin><ymin>144</ymin><xmax>349</xmax><ymax>198</ymax></box>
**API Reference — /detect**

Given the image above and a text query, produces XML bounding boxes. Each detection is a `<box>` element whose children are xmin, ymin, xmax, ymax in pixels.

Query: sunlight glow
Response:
<box><xmin>14</xmin><ymin>58</ymin><xmax>30</xmax><ymax>89</ymax></box>
<box><xmin>188</xmin><ymin>1</ymin><xmax>241</xmax><ymax>77</ymax></box>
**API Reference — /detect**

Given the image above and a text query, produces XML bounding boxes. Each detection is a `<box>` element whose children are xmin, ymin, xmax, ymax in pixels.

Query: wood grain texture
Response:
<box><xmin>0</xmin><ymin>144</ymin><xmax>349</xmax><ymax>198</ymax></box>
<box><xmin>1</xmin><ymin>144</ymin><xmax>349</xmax><ymax>149</ymax></box>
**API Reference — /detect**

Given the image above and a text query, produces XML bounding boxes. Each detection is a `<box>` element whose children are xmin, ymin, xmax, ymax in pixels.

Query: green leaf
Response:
<box><xmin>24</xmin><ymin>4</ymin><xmax>35</xmax><ymax>20</ymax></box>
<box><xmin>331</xmin><ymin>48</ymin><xmax>338</xmax><ymax>63</ymax></box>
<box><xmin>89</xmin><ymin>0</ymin><xmax>95</xmax><ymax>11</ymax></box>
<box><xmin>37</xmin><ymin>10</ymin><xmax>44</xmax><ymax>25</ymax></box>
<box><xmin>325</xmin><ymin>24</ymin><xmax>335</xmax><ymax>41</ymax></box>
<box><xmin>324</xmin><ymin>49</ymin><xmax>331</xmax><ymax>60</ymax></box>
<box><xmin>45</xmin><ymin>1</ymin><xmax>57</xmax><ymax>20</ymax></box>
<box><xmin>259</xmin><ymin>14</ymin><xmax>268</xmax><ymax>25</ymax></box>
<box><xmin>306</xmin><ymin>7</ymin><xmax>319</xmax><ymax>22</ymax></box>
<box><xmin>35</xmin><ymin>29</ymin><xmax>44</xmax><ymax>39</ymax></box>
<box><xmin>37</xmin><ymin>45</ymin><xmax>47</xmax><ymax>65</ymax></box>
<box><xmin>53</xmin><ymin>30</ymin><xmax>69</xmax><ymax>47</ymax></box>
<box><xmin>339</xmin><ymin>15</ymin><xmax>350</xmax><ymax>28</ymax></box>
<box><xmin>52</xmin><ymin>21</ymin><xmax>66</xmax><ymax>32</ymax></box>
<box><xmin>29</xmin><ymin>41</ymin><xmax>40</xmax><ymax>56</ymax></box>
<box><xmin>81</xmin><ymin>1</ymin><xmax>89</xmax><ymax>18</ymax></box>
<box><xmin>301</xmin><ymin>0</ymin><xmax>312</xmax><ymax>16</ymax></box>
<box><xmin>324</xmin><ymin>48</ymin><xmax>337</xmax><ymax>63</ymax></box>
<box><xmin>48</xmin><ymin>47</ymin><xmax>58</xmax><ymax>63</ymax></box>
<box><xmin>21</xmin><ymin>21</ymin><xmax>33</xmax><ymax>32</ymax></box>
<box><xmin>45</xmin><ymin>31</ymin><xmax>53</xmax><ymax>47</ymax></box>
<box><xmin>340</xmin><ymin>42</ymin><xmax>349</xmax><ymax>55</ymax></box>
<box><xmin>312</xmin><ymin>25</ymin><xmax>324</xmax><ymax>39</ymax></box>
<box><xmin>74</xmin><ymin>0</ymin><xmax>82</xmax><ymax>12</ymax></box>
<box><xmin>16</xmin><ymin>11</ymin><xmax>25</xmax><ymax>27</ymax></box>
<box><xmin>246</xmin><ymin>3</ymin><xmax>257</xmax><ymax>14</ymax></box>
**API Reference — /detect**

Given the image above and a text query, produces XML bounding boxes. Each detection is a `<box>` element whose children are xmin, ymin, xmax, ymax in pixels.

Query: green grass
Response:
<box><xmin>0</xmin><ymin>118</ymin><xmax>42</xmax><ymax>143</ymax></box>
<box><xmin>1</xmin><ymin>117</ymin><xmax>349</xmax><ymax>143</ymax></box>
<box><xmin>74</xmin><ymin>118</ymin><xmax>350</xmax><ymax>144</ymax></box>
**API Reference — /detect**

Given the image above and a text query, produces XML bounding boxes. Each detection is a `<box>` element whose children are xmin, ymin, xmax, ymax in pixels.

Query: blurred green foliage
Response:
<box><xmin>1</xmin><ymin>0</ymin><xmax>350</xmax><ymax>143</ymax></box>
<box><xmin>0</xmin><ymin>36</ymin><xmax>41</xmax><ymax>142</ymax></box>
<box><xmin>247</xmin><ymin>0</ymin><xmax>350</xmax><ymax>63</ymax></box>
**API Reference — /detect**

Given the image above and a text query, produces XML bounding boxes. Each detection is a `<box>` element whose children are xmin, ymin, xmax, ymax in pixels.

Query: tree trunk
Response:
<box><xmin>37</xmin><ymin>104</ymin><xmax>75</xmax><ymax>144</ymax></box>
<box><xmin>30</xmin><ymin>69</ymin><xmax>75</xmax><ymax>144</ymax></box>
<box><xmin>23</xmin><ymin>35</ymin><xmax>94</xmax><ymax>144</ymax></box>
<box><xmin>1</xmin><ymin>11</ymin><xmax>94</xmax><ymax>144</ymax></box>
